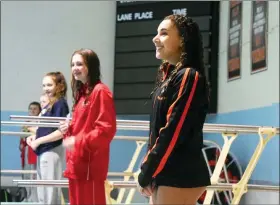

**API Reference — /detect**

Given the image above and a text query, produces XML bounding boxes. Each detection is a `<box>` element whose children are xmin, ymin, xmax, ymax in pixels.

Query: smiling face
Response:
<box><xmin>152</xmin><ymin>19</ymin><xmax>182</xmax><ymax>65</ymax></box>
<box><xmin>28</xmin><ymin>104</ymin><xmax>41</xmax><ymax>116</ymax></box>
<box><xmin>42</xmin><ymin>76</ymin><xmax>56</xmax><ymax>97</ymax></box>
<box><xmin>71</xmin><ymin>54</ymin><xmax>88</xmax><ymax>84</ymax></box>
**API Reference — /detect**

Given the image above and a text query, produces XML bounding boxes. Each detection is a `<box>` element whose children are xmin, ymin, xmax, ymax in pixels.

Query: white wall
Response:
<box><xmin>1</xmin><ymin>1</ymin><xmax>116</xmax><ymax>111</ymax></box>
<box><xmin>218</xmin><ymin>1</ymin><xmax>279</xmax><ymax>113</ymax></box>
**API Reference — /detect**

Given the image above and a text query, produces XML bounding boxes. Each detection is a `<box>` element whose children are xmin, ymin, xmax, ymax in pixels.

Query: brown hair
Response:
<box><xmin>28</xmin><ymin>101</ymin><xmax>41</xmax><ymax>112</ymax></box>
<box><xmin>45</xmin><ymin>71</ymin><xmax>67</xmax><ymax>107</ymax></box>
<box><xmin>151</xmin><ymin>14</ymin><xmax>209</xmax><ymax>99</ymax></box>
<box><xmin>70</xmin><ymin>48</ymin><xmax>101</xmax><ymax>107</ymax></box>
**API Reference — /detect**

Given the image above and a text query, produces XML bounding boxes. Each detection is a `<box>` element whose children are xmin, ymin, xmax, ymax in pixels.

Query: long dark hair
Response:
<box><xmin>70</xmin><ymin>48</ymin><xmax>101</xmax><ymax>107</ymax></box>
<box><xmin>151</xmin><ymin>15</ymin><xmax>209</xmax><ymax>98</ymax></box>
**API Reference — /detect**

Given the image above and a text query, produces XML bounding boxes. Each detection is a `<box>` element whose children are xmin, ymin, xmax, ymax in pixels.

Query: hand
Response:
<box><xmin>63</xmin><ymin>136</ymin><xmax>75</xmax><ymax>150</ymax></box>
<box><xmin>59</xmin><ymin>121</ymin><xmax>69</xmax><ymax>134</ymax></box>
<box><xmin>26</xmin><ymin>135</ymin><xmax>36</xmax><ymax>145</ymax></box>
<box><xmin>22</xmin><ymin>126</ymin><xmax>29</xmax><ymax>132</ymax></box>
<box><xmin>138</xmin><ymin>184</ymin><xmax>154</xmax><ymax>197</ymax></box>
<box><xmin>29</xmin><ymin>140</ymin><xmax>40</xmax><ymax>151</ymax></box>
<box><xmin>27</xmin><ymin>126</ymin><xmax>37</xmax><ymax>133</ymax></box>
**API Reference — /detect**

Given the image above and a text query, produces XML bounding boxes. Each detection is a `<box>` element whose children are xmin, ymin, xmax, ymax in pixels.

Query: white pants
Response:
<box><xmin>37</xmin><ymin>145</ymin><xmax>64</xmax><ymax>205</ymax></box>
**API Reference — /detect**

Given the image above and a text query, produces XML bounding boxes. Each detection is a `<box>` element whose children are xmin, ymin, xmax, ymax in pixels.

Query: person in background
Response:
<box><xmin>137</xmin><ymin>14</ymin><xmax>211</xmax><ymax>205</ymax></box>
<box><xmin>59</xmin><ymin>48</ymin><xmax>117</xmax><ymax>205</ymax></box>
<box><xmin>39</xmin><ymin>93</ymin><xmax>50</xmax><ymax>115</ymax></box>
<box><xmin>26</xmin><ymin>71</ymin><xmax>69</xmax><ymax>205</ymax></box>
<box><xmin>19</xmin><ymin>101</ymin><xmax>41</xmax><ymax>202</ymax></box>
<box><xmin>20</xmin><ymin>102</ymin><xmax>41</xmax><ymax>169</ymax></box>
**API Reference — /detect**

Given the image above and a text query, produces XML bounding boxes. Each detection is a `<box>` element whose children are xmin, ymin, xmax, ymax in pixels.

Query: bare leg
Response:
<box><xmin>150</xmin><ymin>187</ymin><xmax>157</xmax><ymax>205</ymax></box>
<box><xmin>155</xmin><ymin>186</ymin><xmax>206</xmax><ymax>205</ymax></box>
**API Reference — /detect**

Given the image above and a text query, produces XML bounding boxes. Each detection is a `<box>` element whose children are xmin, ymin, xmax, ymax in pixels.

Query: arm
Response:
<box><xmin>19</xmin><ymin>137</ymin><xmax>27</xmax><ymax>151</ymax></box>
<box><xmin>138</xmin><ymin>68</ymin><xmax>200</xmax><ymax>188</ymax></box>
<box><xmin>35</xmin><ymin>130</ymin><xmax>63</xmax><ymax>144</ymax></box>
<box><xmin>74</xmin><ymin>87</ymin><xmax>117</xmax><ymax>152</ymax></box>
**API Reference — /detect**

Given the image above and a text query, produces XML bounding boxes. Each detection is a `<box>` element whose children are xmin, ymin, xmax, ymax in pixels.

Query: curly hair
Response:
<box><xmin>70</xmin><ymin>48</ymin><xmax>101</xmax><ymax>107</ymax></box>
<box><xmin>45</xmin><ymin>71</ymin><xmax>67</xmax><ymax>107</ymax></box>
<box><xmin>151</xmin><ymin>14</ymin><xmax>209</xmax><ymax>98</ymax></box>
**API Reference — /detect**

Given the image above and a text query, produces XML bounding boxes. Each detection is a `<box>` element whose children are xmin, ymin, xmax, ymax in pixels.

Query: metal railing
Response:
<box><xmin>13</xmin><ymin>179</ymin><xmax>279</xmax><ymax>192</ymax></box>
<box><xmin>5</xmin><ymin>115</ymin><xmax>279</xmax><ymax>134</ymax></box>
<box><xmin>1</xmin><ymin>115</ymin><xmax>279</xmax><ymax>205</ymax></box>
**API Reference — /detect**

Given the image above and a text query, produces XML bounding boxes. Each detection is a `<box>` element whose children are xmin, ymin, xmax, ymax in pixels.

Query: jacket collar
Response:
<box><xmin>80</xmin><ymin>82</ymin><xmax>89</xmax><ymax>96</ymax></box>
<box><xmin>161</xmin><ymin>64</ymin><xmax>175</xmax><ymax>81</ymax></box>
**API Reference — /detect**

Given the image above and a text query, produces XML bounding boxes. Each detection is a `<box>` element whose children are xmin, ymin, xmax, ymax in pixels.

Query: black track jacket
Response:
<box><xmin>138</xmin><ymin>67</ymin><xmax>211</xmax><ymax>188</ymax></box>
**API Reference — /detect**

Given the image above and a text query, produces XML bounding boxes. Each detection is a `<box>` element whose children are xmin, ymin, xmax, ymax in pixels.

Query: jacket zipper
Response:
<box><xmin>87</xmin><ymin>153</ymin><xmax>90</xmax><ymax>180</ymax></box>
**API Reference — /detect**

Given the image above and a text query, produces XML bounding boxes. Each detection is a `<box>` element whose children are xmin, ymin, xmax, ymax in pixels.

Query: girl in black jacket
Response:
<box><xmin>137</xmin><ymin>14</ymin><xmax>211</xmax><ymax>205</ymax></box>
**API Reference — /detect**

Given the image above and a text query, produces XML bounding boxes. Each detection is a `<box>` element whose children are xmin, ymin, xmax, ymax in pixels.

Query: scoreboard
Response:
<box><xmin>114</xmin><ymin>1</ymin><xmax>219</xmax><ymax>114</ymax></box>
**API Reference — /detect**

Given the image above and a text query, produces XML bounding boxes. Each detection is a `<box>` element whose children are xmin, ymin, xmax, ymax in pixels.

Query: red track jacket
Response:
<box><xmin>63</xmin><ymin>81</ymin><xmax>117</xmax><ymax>180</ymax></box>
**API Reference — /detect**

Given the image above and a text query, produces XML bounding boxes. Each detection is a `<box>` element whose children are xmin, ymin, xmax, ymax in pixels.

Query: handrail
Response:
<box><xmin>12</xmin><ymin>179</ymin><xmax>279</xmax><ymax>192</ymax></box>
<box><xmin>3</xmin><ymin>114</ymin><xmax>280</xmax><ymax>205</ymax></box>
<box><xmin>2</xmin><ymin>120</ymin><xmax>279</xmax><ymax>134</ymax></box>
<box><xmin>0</xmin><ymin>131</ymin><xmax>149</xmax><ymax>141</ymax></box>
<box><xmin>9</xmin><ymin>115</ymin><xmax>280</xmax><ymax>133</ymax></box>
<box><xmin>1</xmin><ymin>170</ymin><xmax>133</xmax><ymax>177</ymax></box>
<box><xmin>10</xmin><ymin>115</ymin><xmax>149</xmax><ymax>125</ymax></box>
<box><xmin>1</xmin><ymin>121</ymin><xmax>149</xmax><ymax>131</ymax></box>
<box><xmin>11</xmin><ymin>115</ymin><xmax>278</xmax><ymax>132</ymax></box>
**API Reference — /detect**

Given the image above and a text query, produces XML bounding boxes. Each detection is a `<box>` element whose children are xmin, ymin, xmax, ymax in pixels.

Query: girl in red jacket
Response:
<box><xmin>59</xmin><ymin>48</ymin><xmax>117</xmax><ymax>205</ymax></box>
